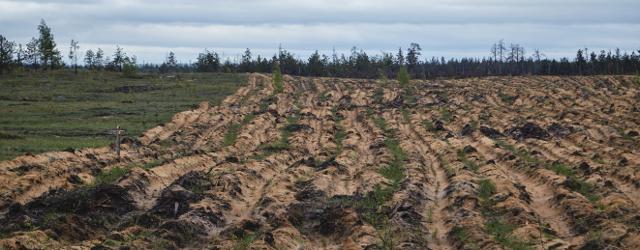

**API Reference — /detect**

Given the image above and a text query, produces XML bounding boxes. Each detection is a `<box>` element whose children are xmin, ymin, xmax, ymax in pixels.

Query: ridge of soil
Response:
<box><xmin>1</xmin><ymin>74</ymin><xmax>639</xmax><ymax>249</ymax></box>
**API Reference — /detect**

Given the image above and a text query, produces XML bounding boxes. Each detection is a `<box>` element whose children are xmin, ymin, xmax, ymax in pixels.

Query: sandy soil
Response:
<box><xmin>0</xmin><ymin>74</ymin><xmax>639</xmax><ymax>249</ymax></box>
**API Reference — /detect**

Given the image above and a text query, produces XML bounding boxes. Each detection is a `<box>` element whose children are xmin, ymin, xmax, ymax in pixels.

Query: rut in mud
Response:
<box><xmin>1</xmin><ymin>74</ymin><xmax>640</xmax><ymax>249</ymax></box>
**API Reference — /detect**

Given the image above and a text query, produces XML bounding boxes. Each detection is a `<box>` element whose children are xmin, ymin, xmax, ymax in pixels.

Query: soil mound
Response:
<box><xmin>1</xmin><ymin>74</ymin><xmax>639</xmax><ymax>249</ymax></box>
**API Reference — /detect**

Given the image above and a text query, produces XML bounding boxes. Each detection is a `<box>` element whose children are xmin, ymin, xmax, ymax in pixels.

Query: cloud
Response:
<box><xmin>0</xmin><ymin>0</ymin><xmax>638</xmax><ymax>63</ymax></box>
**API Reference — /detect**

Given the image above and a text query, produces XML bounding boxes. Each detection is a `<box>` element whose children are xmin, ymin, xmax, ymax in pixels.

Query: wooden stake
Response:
<box><xmin>115</xmin><ymin>125</ymin><xmax>121</xmax><ymax>160</ymax></box>
<box><xmin>112</xmin><ymin>125</ymin><xmax>125</xmax><ymax>160</ymax></box>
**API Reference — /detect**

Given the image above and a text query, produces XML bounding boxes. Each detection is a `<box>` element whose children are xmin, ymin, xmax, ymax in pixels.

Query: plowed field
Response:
<box><xmin>1</xmin><ymin>74</ymin><xmax>639</xmax><ymax>249</ymax></box>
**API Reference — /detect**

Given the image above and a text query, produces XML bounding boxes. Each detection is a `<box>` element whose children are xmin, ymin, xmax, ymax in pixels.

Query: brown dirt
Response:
<box><xmin>0</xmin><ymin>74</ymin><xmax>639</xmax><ymax>249</ymax></box>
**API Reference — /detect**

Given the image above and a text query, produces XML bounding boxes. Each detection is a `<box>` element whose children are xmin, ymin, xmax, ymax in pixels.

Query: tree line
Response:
<box><xmin>1</xmin><ymin>20</ymin><xmax>639</xmax><ymax>78</ymax></box>
<box><xmin>0</xmin><ymin>20</ymin><xmax>138</xmax><ymax>75</ymax></box>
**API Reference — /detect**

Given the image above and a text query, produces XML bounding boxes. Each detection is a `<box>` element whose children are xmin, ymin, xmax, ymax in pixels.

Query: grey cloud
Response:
<box><xmin>0</xmin><ymin>0</ymin><xmax>638</xmax><ymax>63</ymax></box>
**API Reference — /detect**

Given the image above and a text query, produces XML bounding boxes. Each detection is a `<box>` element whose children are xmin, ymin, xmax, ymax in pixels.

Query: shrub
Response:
<box><xmin>373</xmin><ymin>117</ymin><xmax>388</xmax><ymax>132</ymax></box>
<box><xmin>485</xmin><ymin>219</ymin><xmax>533</xmax><ymax>250</ymax></box>
<box><xmin>142</xmin><ymin>159</ymin><xmax>164</xmax><ymax>170</ymax></box>
<box><xmin>439</xmin><ymin>108</ymin><xmax>453</xmax><ymax>123</ymax></box>
<box><xmin>222</xmin><ymin>114</ymin><xmax>255</xmax><ymax>147</ymax></box>
<box><xmin>548</xmin><ymin>162</ymin><xmax>575</xmax><ymax>177</ymax></box>
<box><xmin>257</xmin><ymin>113</ymin><xmax>298</xmax><ymax>155</ymax></box>
<box><xmin>122</xmin><ymin>62</ymin><xmax>138</xmax><ymax>78</ymax></box>
<box><xmin>94</xmin><ymin>166</ymin><xmax>129</xmax><ymax>185</ymax></box>
<box><xmin>377</xmin><ymin>68</ymin><xmax>389</xmax><ymax>86</ymax></box>
<box><xmin>401</xmin><ymin>109</ymin><xmax>411</xmax><ymax>124</ymax></box>
<box><xmin>564</xmin><ymin>178</ymin><xmax>599</xmax><ymax>202</ymax></box>
<box><xmin>397</xmin><ymin>66</ymin><xmax>410</xmax><ymax>87</ymax></box>
<box><xmin>272</xmin><ymin>63</ymin><xmax>284</xmax><ymax>93</ymax></box>
<box><xmin>457</xmin><ymin>149</ymin><xmax>479</xmax><ymax>172</ymax></box>
<box><xmin>232</xmin><ymin>232</ymin><xmax>256</xmax><ymax>250</ymax></box>
<box><xmin>478</xmin><ymin>179</ymin><xmax>496</xmax><ymax>201</ymax></box>
<box><xmin>334</xmin><ymin>125</ymin><xmax>346</xmax><ymax>152</ymax></box>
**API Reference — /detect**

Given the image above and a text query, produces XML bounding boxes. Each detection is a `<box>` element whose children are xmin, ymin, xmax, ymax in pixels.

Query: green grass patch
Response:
<box><xmin>257</xmin><ymin>113</ymin><xmax>299</xmax><ymax>156</ymax></box>
<box><xmin>384</xmin><ymin>138</ymin><xmax>406</xmax><ymax>161</ymax></box>
<box><xmin>373</xmin><ymin>123</ymin><xmax>406</xmax><ymax>218</ymax></box>
<box><xmin>564</xmin><ymin>178</ymin><xmax>600</xmax><ymax>203</ymax></box>
<box><xmin>232</xmin><ymin>232</ymin><xmax>257</xmax><ymax>250</ymax></box>
<box><xmin>93</xmin><ymin>166</ymin><xmax>130</xmax><ymax>186</ymax></box>
<box><xmin>379</xmin><ymin>163</ymin><xmax>405</xmax><ymax>186</ymax></box>
<box><xmin>373</xmin><ymin>116</ymin><xmax>388</xmax><ymax>132</ymax></box>
<box><xmin>437</xmin><ymin>154</ymin><xmax>455</xmax><ymax>177</ymax></box>
<box><xmin>546</xmin><ymin>161</ymin><xmax>599</xmax><ymax>203</ymax></box>
<box><xmin>339</xmin><ymin>116</ymin><xmax>407</xmax><ymax>248</ymax></box>
<box><xmin>222</xmin><ymin>113</ymin><xmax>255</xmax><ymax>147</ymax></box>
<box><xmin>468</xmin><ymin>120</ymin><xmax>479</xmax><ymax>130</ymax></box>
<box><xmin>478</xmin><ymin>179</ymin><xmax>497</xmax><ymax>201</ymax></box>
<box><xmin>331</xmin><ymin>106</ymin><xmax>347</xmax><ymax>154</ymax></box>
<box><xmin>222</xmin><ymin>124</ymin><xmax>243</xmax><ymax>147</ymax></box>
<box><xmin>258</xmin><ymin>95</ymin><xmax>276</xmax><ymax>112</ymax></box>
<box><xmin>377</xmin><ymin>69</ymin><xmax>389</xmax><ymax>86</ymax></box>
<box><xmin>616</xmin><ymin>128</ymin><xmax>635</xmax><ymax>141</ymax></box>
<box><xmin>318</xmin><ymin>91</ymin><xmax>330</xmax><ymax>102</ymax></box>
<box><xmin>365</xmin><ymin>107</ymin><xmax>375</xmax><ymax>117</ymax></box>
<box><xmin>494</xmin><ymin>140</ymin><xmax>539</xmax><ymax>165</ymax></box>
<box><xmin>334</xmin><ymin>125</ymin><xmax>346</xmax><ymax>153</ymax></box>
<box><xmin>357</xmin><ymin>184</ymin><xmax>397</xmax><ymax>226</ymax></box>
<box><xmin>0</xmin><ymin>132</ymin><xmax>24</xmax><ymax>140</ymax></box>
<box><xmin>485</xmin><ymin>219</ymin><xmax>533</xmax><ymax>250</ymax></box>
<box><xmin>0</xmin><ymin>71</ymin><xmax>247</xmax><ymax>161</ymax></box>
<box><xmin>401</xmin><ymin>109</ymin><xmax>411</xmax><ymax>124</ymax></box>
<box><xmin>403</xmin><ymin>87</ymin><xmax>417</xmax><ymax>106</ymax></box>
<box><xmin>372</xmin><ymin>88</ymin><xmax>384</xmax><ymax>104</ymax></box>
<box><xmin>422</xmin><ymin>120</ymin><xmax>436</xmax><ymax>132</ymax></box>
<box><xmin>378</xmin><ymin>137</ymin><xmax>407</xmax><ymax>186</ymax></box>
<box><xmin>495</xmin><ymin>139</ymin><xmax>602</xmax><ymax>205</ymax></box>
<box><xmin>397</xmin><ymin>66</ymin><xmax>410</xmax><ymax>87</ymax></box>
<box><xmin>272</xmin><ymin>66</ymin><xmax>284</xmax><ymax>93</ymax></box>
<box><xmin>477</xmin><ymin>178</ymin><xmax>533</xmax><ymax>249</ymax></box>
<box><xmin>548</xmin><ymin>162</ymin><xmax>575</xmax><ymax>177</ymax></box>
<box><xmin>450</xmin><ymin>226</ymin><xmax>478</xmax><ymax>249</ymax></box>
<box><xmin>439</xmin><ymin>108</ymin><xmax>453</xmax><ymax>123</ymax></box>
<box><xmin>457</xmin><ymin>149</ymin><xmax>479</xmax><ymax>172</ymax></box>
<box><xmin>141</xmin><ymin>159</ymin><xmax>165</xmax><ymax>170</ymax></box>
<box><xmin>498</xmin><ymin>92</ymin><xmax>518</xmax><ymax>105</ymax></box>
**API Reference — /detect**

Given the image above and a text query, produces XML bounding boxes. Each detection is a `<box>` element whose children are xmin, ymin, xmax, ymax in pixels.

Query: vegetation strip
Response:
<box><xmin>477</xmin><ymin>178</ymin><xmax>534</xmax><ymax>249</ymax></box>
<box><xmin>222</xmin><ymin>113</ymin><xmax>255</xmax><ymax>147</ymax></box>
<box><xmin>495</xmin><ymin>140</ymin><xmax>600</xmax><ymax>203</ymax></box>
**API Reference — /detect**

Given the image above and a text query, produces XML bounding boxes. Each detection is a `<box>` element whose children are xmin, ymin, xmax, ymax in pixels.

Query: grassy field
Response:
<box><xmin>0</xmin><ymin>70</ymin><xmax>247</xmax><ymax>161</ymax></box>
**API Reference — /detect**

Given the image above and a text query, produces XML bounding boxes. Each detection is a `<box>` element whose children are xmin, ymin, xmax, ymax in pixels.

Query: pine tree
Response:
<box><xmin>15</xmin><ymin>44</ymin><xmax>24</xmax><ymax>66</ymax></box>
<box><xmin>95</xmin><ymin>48</ymin><xmax>104</xmax><ymax>69</ymax></box>
<box><xmin>397</xmin><ymin>66</ymin><xmax>410</xmax><ymax>87</ymax></box>
<box><xmin>111</xmin><ymin>46</ymin><xmax>126</xmax><ymax>71</ymax></box>
<box><xmin>272</xmin><ymin>62</ymin><xmax>284</xmax><ymax>93</ymax></box>
<box><xmin>196</xmin><ymin>49</ymin><xmax>220</xmax><ymax>72</ymax></box>
<box><xmin>0</xmin><ymin>35</ymin><xmax>15</xmax><ymax>73</ymax></box>
<box><xmin>167</xmin><ymin>51</ymin><xmax>177</xmax><ymax>67</ymax></box>
<box><xmin>84</xmin><ymin>49</ymin><xmax>95</xmax><ymax>69</ymax></box>
<box><xmin>161</xmin><ymin>51</ymin><xmax>177</xmax><ymax>72</ymax></box>
<box><xmin>25</xmin><ymin>37</ymin><xmax>39</xmax><ymax>69</ymax></box>
<box><xmin>396</xmin><ymin>47</ymin><xmax>405</xmax><ymax>66</ymax></box>
<box><xmin>68</xmin><ymin>39</ymin><xmax>79</xmax><ymax>74</ymax></box>
<box><xmin>406</xmin><ymin>43</ymin><xmax>422</xmax><ymax>77</ymax></box>
<box><xmin>307</xmin><ymin>50</ymin><xmax>324</xmax><ymax>76</ymax></box>
<box><xmin>37</xmin><ymin>19</ymin><xmax>61</xmax><ymax>69</ymax></box>
<box><xmin>576</xmin><ymin>49</ymin><xmax>586</xmax><ymax>75</ymax></box>
<box><xmin>240</xmin><ymin>48</ymin><xmax>252</xmax><ymax>72</ymax></box>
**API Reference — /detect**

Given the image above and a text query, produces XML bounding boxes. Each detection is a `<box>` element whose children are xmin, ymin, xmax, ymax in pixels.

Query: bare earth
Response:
<box><xmin>0</xmin><ymin>74</ymin><xmax>639</xmax><ymax>249</ymax></box>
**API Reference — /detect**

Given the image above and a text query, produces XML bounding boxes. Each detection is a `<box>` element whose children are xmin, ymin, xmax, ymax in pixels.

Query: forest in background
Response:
<box><xmin>1</xmin><ymin>20</ymin><xmax>640</xmax><ymax>79</ymax></box>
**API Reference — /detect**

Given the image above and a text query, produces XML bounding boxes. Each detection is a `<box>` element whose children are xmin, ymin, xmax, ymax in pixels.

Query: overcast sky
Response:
<box><xmin>1</xmin><ymin>0</ymin><xmax>639</xmax><ymax>64</ymax></box>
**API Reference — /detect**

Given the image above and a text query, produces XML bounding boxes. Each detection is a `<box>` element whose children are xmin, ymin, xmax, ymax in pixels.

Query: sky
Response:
<box><xmin>0</xmin><ymin>0</ymin><xmax>639</xmax><ymax>64</ymax></box>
